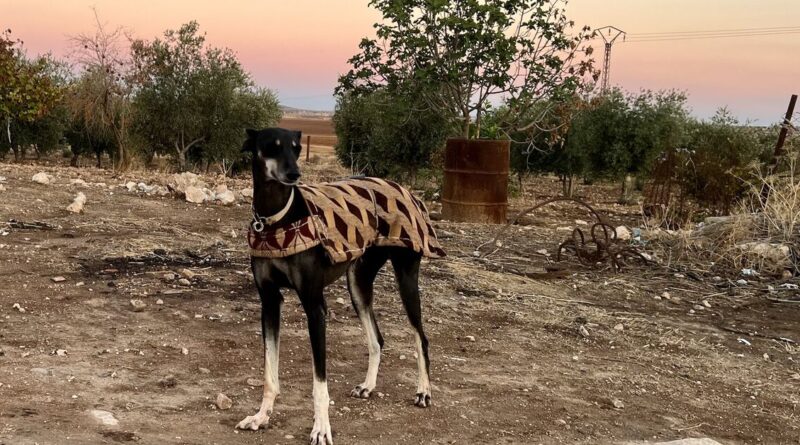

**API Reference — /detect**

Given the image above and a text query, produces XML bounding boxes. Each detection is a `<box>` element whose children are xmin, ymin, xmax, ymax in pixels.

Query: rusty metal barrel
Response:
<box><xmin>441</xmin><ymin>138</ymin><xmax>510</xmax><ymax>224</ymax></box>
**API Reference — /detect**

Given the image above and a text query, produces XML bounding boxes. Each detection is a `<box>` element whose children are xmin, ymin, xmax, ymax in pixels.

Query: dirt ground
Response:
<box><xmin>1</xmin><ymin>155</ymin><xmax>799</xmax><ymax>445</ymax></box>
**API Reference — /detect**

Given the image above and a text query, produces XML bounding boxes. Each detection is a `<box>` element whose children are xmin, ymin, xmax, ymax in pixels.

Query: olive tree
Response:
<box><xmin>130</xmin><ymin>21</ymin><xmax>280</xmax><ymax>171</ymax></box>
<box><xmin>338</xmin><ymin>0</ymin><xmax>596</xmax><ymax>138</ymax></box>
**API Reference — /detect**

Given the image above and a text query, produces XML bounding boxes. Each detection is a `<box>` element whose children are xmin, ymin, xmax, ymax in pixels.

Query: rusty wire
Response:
<box><xmin>476</xmin><ymin>196</ymin><xmax>652</xmax><ymax>272</ymax></box>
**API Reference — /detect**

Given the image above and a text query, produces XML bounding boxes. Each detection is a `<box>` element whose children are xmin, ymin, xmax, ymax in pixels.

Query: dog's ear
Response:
<box><xmin>293</xmin><ymin>131</ymin><xmax>302</xmax><ymax>156</ymax></box>
<box><xmin>241</xmin><ymin>128</ymin><xmax>258</xmax><ymax>153</ymax></box>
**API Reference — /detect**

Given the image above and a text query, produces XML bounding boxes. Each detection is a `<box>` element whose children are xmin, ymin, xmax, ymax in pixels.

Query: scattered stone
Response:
<box><xmin>736</xmin><ymin>279</ymin><xmax>748</xmax><ymax>285</ymax></box>
<box><xmin>555</xmin><ymin>418</ymin><xmax>568</xmax><ymax>426</ymax></box>
<box><xmin>246</xmin><ymin>378</ymin><xmax>263</xmax><ymax>387</ymax></box>
<box><xmin>578</xmin><ymin>325</ymin><xmax>590</xmax><ymax>338</ymax></box>
<box><xmin>611</xmin><ymin>398</ymin><xmax>625</xmax><ymax>409</ymax></box>
<box><xmin>781</xmin><ymin>270</ymin><xmax>793</xmax><ymax>280</ymax></box>
<box><xmin>661</xmin><ymin>291</ymin><xmax>671</xmax><ymax>300</ymax></box>
<box><xmin>179</xmin><ymin>268</ymin><xmax>196</xmax><ymax>279</ymax></box>
<box><xmin>184</xmin><ymin>186</ymin><xmax>207</xmax><ymax>204</ymax></box>
<box><xmin>156</xmin><ymin>299</ymin><xmax>164</xmax><ymax>305</ymax></box>
<box><xmin>125</xmin><ymin>181</ymin><xmax>137</xmax><ymax>192</ymax></box>
<box><xmin>340</xmin><ymin>406</ymin><xmax>351</xmax><ymax>413</ymax></box>
<box><xmin>181</xmin><ymin>347</ymin><xmax>189</xmax><ymax>355</ymax></box>
<box><xmin>54</xmin><ymin>349</ymin><xmax>68</xmax><ymax>356</ymax></box>
<box><xmin>215</xmin><ymin>393</ymin><xmax>232</xmax><ymax>410</ymax></box>
<box><xmin>89</xmin><ymin>409</ymin><xmax>119</xmax><ymax>427</ymax></box>
<box><xmin>162</xmin><ymin>272</ymin><xmax>177</xmax><ymax>281</ymax></box>
<box><xmin>177</xmin><ymin>278</ymin><xmax>191</xmax><ymax>286</ymax></box>
<box><xmin>12</xmin><ymin>303</ymin><xmax>26</xmax><ymax>313</ymax></box>
<box><xmin>535</xmin><ymin>248</ymin><xmax>549</xmax><ymax>256</ymax></box>
<box><xmin>648</xmin><ymin>439</ymin><xmax>724</xmax><ymax>445</ymax></box>
<box><xmin>702</xmin><ymin>300</ymin><xmax>711</xmax><ymax>308</ymax></box>
<box><xmin>399</xmin><ymin>354</ymin><xmax>407</xmax><ymax>360</ymax></box>
<box><xmin>285</xmin><ymin>435</ymin><xmax>295</xmax><ymax>440</ymax></box>
<box><xmin>335</xmin><ymin>297</ymin><xmax>346</xmax><ymax>305</ymax></box>
<box><xmin>615</xmin><ymin>226</ymin><xmax>631</xmax><ymax>241</ymax></box>
<box><xmin>693</xmin><ymin>305</ymin><xmax>705</xmax><ymax>311</ymax></box>
<box><xmin>66</xmin><ymin>192</ymin><xmax>87</xmax><ymax>213</ymax></box>
<box><xmin>130</xmin><ymin>299</ymin><xmax>147</xmax><ymax>312</ymax></box>
<box><xmin>51</xmin><ymin>276</ymin><xmax>67</xmax><ymax>283</ymax></box>
<box><xmin>159</xmin><ymin>375</ymin><xmax>177</xmax><ymax>388</ymax></box>
<box><xmin>216</xmin><ymin>190</ymin><xmax>236</xmax><ymax>205</ymax></box>
<box><xmin>0</xmin><ymin>184</ymin><xmax>6</xmax><ymax>192</ymax></box>
<box><xmin>199</xmin><ymin>367</ymin><xmax>211</xmax><ymax>374</ymax></box>
<box><xmin>31</xmin><ymin>367</ymin><xmax>51</xmax><ymax>376</ymax></box>
<box><xmin>32</xmin><ymin>172</ymin><xmax>54</xmax><ymax>185</ymax></box>
<box><xmin>429</xmin><ymin>211</ymin><xmax>442</xmax><ymax>221</ymax></box>
<box><xmin>574</xmin><ymin>219</ymin><xmax>589</xmax><ymax>226</ymax></box>
<box><xmin>613</xmin><ymin>323</ymin><xmax>624</xmax><ymax>332</ymax></box>
<box><xmin>240</xmin><ymin>188</ymin><xmax>254</xmax><ymax>199</ymax></box>
<box><xmin>464</xmin><ymin>335</ymin><xmax>476</xmax><ymax>342</ymax></box>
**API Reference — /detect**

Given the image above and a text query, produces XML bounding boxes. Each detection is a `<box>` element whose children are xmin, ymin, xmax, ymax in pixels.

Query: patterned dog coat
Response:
<box><xmin>248</xmin><ymin>177</ymin><xmax>445</xmax><ymax>263</ymax></box>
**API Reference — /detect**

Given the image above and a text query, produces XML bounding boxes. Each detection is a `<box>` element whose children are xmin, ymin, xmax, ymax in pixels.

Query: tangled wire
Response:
<box><xmin>476</xmin><ymin>197</ymin><xmax>651</xmax><ymax>272</ymax></box>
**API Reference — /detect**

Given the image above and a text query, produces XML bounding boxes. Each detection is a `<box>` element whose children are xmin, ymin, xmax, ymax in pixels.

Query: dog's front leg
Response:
<box><xmin>237</xmin><ymin>284</ymin><xmax>283</xmax><ymax>431</ymax></box>
<box><xmin>303</xmin><ymin>292</ymin><xmax>332</xmax><ymax>445</ymax></box>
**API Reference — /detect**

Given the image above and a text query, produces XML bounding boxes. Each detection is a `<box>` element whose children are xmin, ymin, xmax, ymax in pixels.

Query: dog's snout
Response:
<box><xmin>286</xmin><ymin>172</ymin><xmax>301</xmax><ymax>182</ymax></box>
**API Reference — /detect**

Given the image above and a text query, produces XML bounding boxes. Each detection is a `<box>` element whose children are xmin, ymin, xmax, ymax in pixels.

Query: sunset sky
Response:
<box><xmin>4</xmin><ymin>0</ymin><xmax>799</xmax><ymax>123</ymax></box>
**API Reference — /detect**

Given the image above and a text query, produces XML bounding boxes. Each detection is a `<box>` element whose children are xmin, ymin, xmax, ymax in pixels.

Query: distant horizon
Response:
<box><xmin>4</xmin><ymin>0</ymin><xmax>799</xmax><ymax>124</ymax></box>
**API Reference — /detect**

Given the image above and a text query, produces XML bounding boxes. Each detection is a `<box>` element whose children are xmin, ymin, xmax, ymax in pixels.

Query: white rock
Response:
<box><xmin>215</xmin><ymin>393</ymin><xmax>232</xmax><ymax>410</ymax></box>
<box><xmin>170</xmin><ymin>172</ymin><xmax>207</xmax><ymax>194</ymax></box>
<box><xmin>89</xmin><ymin>409</ymin><xmax>119</xmax><ymax>426</ymax></box>
<box><xmin>125</xmin><ymin>181</ymin><xmax>137</xmax><ymax>192</ymax></box>
<box><xmin>32</xmin><ymin>172</ymin><xmax>53</xmax><ymax>184</ymax></box>
<box><xmin>613</xmin><ymin>323</ymin><xmax>624</xmax><ymax>331</ymax></box>
<box><xmin>130</xmin><ymin>299</ymin><xmax>146</xmax><ymax>312</ymax></box>
<box><xmin>611</xmin><ymin>398</ymin><xmax>624</xmax><ymax>409</ymax></box>
<box><xmin>615</xmin><ymin>226</ymin><xmax>631</xmax><ymax>241</ymax></box>
<box><xmin>214</xmin><ymin>184</ymin><xmax>229</xmax><ymax>194</ymax></box>
<box><xmin>184</xmin><ymin>186</ymin><xmax>207</xmax><ymax>204</ymax></box>
<box><xmin>574</xmin><ymin>219</ymin><xmax>589</xmax><ymax>226</ymax></box>
<box><xmin>216</xmin><ymin>190</ymin><xmax>236</xmax><ymax>205</ymax></box>
<box><xmin>246</xmin><ymin>378</ymin><xmax>263</xmax><ymax>387</ymax></box>
<box><xmin>240</xmin><ymin>188</ymin><xmax>254</xmax><ymax>199</ymax></box>
<box><xmin>649</xmin><ymin>439</ymin><xmax>724</xmax><ymax>445</ymax></box>
<box><xmin>66</xmin><ymin>192</ymin><xmax>87</xmax><ymax>214</ymax></box>
<box><xmin>335</xmin><ymin>297</ymin><xmax>346</xmax><ymax>305</ymax></box>
<box><xmin>464</xmin><ymin>335</ymin><xmax>476</xmax><ymax>342</ymax></box>
<box><xmin>0</xmin><ymin>184</ymin><xmax>5</xmax><ymax>192</ymax></box>
<box><xmin>178</xmin><ymin>278</ymin><xmax>191</xmax><ymax>286</ymax></box>
<box><xmin>12</xmin><ymin>303</ymin><xmax>26</xmax><ymax>313</ymax></box>
<box><xmin>156</xmin><ymin>299</ymin><xmax>164</xmax><ymax>305</ymax></box>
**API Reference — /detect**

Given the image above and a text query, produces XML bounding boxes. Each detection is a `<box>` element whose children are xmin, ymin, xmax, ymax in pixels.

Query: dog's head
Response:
<box><xmin>242</xmin><ymin>128</ymin><xmax>303</xmax><ymax>186</ymax></box>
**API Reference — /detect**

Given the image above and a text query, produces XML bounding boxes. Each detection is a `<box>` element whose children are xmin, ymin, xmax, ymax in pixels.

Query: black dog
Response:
<box><xmin>236</xmin><ymin>128</ymin><xmax>436</xmax><ymax>444</ymax></box>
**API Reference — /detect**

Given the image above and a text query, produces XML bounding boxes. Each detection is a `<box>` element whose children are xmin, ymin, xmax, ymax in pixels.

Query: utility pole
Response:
<box><xmin>760</xmin><ymin>94</ymin><xmax>798</xmax><ymax>203</ymax></box>
<box><xmin>595</xmin><ymin>26</ymin><xmax>626</xmax><ymax>93</ymax></box>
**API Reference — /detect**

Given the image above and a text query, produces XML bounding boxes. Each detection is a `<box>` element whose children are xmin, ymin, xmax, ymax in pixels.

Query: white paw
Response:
<box><xmin>350</xmin><ymin>384</ymin><xmax>373</xmax><ymax>399</ymax></box>
<box><xmin>236</xmin><ymin>411</ymin><xmax>270</xmax><ymax>431</ymax></box>
<box><xmin>310</xmin><ymin>417</ymin><xmax>333</xmax><ymax>444</ymax></box>
<box><xmin>414</xmin><ymin>391</ymin><xmax>432</xmax><ymax>408</ymax></box>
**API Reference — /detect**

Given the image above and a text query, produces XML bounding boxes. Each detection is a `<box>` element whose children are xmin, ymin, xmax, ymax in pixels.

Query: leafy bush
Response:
<box><xmin>333</xmin><ymin>88</ymin><xmax>448</xmax><ymax>184</ymax></box>
<box><xmin>677</xmin><ymin>109</ymin><xmax>769</xmax><ymax>214</ymax></box>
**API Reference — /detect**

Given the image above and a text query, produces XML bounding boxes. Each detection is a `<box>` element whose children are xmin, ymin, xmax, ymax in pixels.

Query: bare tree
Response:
<box><xmin>69</xmin><ymin>9</ymin><xmax>134</xmax><ymax>171</ymax></box>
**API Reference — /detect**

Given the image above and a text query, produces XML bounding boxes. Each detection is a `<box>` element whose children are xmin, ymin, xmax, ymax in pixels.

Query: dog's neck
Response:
<box><xmin>251</xmin><ymin>159</ymin><xmax>295</xmax><ymax>222</ymax></box>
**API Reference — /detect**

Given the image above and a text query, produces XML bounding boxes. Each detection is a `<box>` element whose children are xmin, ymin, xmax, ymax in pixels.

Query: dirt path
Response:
<box><xmin>1</xmin><ymin>162</ymin><xmax>798</xmax><ymax>445</ymax></box>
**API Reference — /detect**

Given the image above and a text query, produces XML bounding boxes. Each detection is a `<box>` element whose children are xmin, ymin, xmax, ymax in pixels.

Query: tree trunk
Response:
<box><xmin>177</xmin><ymin>148</ymin><xmax>187</xmax><ymax>172</ymax></box>
<box><xmin>561</xmin><ymin>174</ymin><xmax>576</xmax><ymax>197</ymax></box>
<box><xmin>70</xmin><ymin>152</ymin><xmax>80</xmax><ymax>167</ymax></box>
<box><xmin>95</xmin><ymin>150</ymin><xmax>102</xmax><ymax>168</ymax></box>
<box><xmin>619</xmin><ymin>174</ymin><xmax>634</xmax><ymax>204</ymax></box>
<box><xmin>12</xmin><ymin>145</ymin><xmax>20</xmax><ymax>162</ymax></box>
<box><xmin>462</xmin><ymin>109</ymin><xmax>471</xmax><ymax>138</ymax></box>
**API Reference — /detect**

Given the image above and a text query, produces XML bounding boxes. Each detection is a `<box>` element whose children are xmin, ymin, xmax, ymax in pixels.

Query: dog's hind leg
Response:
<box><xmin>390</xmin><ymin>249</ymin><xmax>431</xmax><ymax>408</ymax></box>
<box><xmin>236</xmin><ymin>282</ymin><xmax>283</xmax><ymax>431</ymax></box>
<box><xmin>346</xmin><ymin>248</ymin><xmax>389</xmax><ymax>399</ymax></box>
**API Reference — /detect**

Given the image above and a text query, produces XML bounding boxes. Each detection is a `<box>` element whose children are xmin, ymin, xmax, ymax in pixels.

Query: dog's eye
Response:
<box><xmin>275</xmin><ymin>139</ymin><xmax>281</xmax><ymax>146</ymax></box>
<box><xmin>292</xmin><ymin>141</ymin><xmax>297</xmax><ymax>147</ymax></box>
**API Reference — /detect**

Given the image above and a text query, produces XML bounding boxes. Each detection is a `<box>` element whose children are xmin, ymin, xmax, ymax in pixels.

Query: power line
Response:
<box><xmin>625</xmin><ymin>29</ymin><xmax>800</xmax><ymax>43</ymax></box>
<box><xmin>630</xmin><ymin>25</ymin><xmax>800</xmax><ymax>37</ymax></box>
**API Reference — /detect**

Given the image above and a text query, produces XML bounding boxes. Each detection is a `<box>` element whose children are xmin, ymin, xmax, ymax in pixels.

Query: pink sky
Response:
<box><xmin>3</xmin><ymin>0</ymin><xmax>799</xmax><ymax>123</ymax></box>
